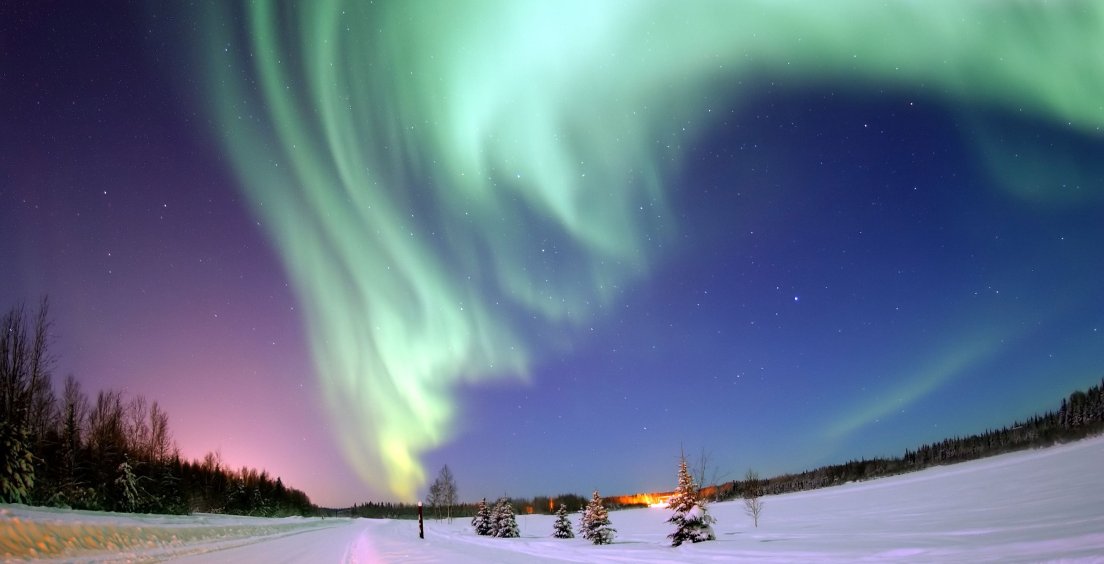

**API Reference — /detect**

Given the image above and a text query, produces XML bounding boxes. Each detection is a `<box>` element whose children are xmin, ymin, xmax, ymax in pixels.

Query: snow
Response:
<box><xmin>686</xmin><ymin>503</ymin><xmax>703</xmax><ymax>521</ymax></box>
<box><xmin>3</xmin><ymin>436</ymin><xmax>1104</xmax><ymax>562</ymax></box>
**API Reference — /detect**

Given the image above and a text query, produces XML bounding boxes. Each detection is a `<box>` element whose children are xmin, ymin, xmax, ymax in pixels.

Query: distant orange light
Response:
<box><xmin>612</xmin><ymin>492</ymin><xmax>671</xmax><ymax>508</ymax></box>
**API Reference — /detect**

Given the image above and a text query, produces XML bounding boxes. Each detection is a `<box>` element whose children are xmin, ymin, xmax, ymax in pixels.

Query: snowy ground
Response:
<box><xmin>3</xmin><ymin>436</ymin><xmax>1103</xmax><ymax>562</ymax></box>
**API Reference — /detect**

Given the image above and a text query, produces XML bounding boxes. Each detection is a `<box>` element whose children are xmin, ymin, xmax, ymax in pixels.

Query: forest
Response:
<box><xmin>705</xmin><ymin>377</ymin><xmax>1104</xmax><ymax>502</ymax></box>
<box><xmin>0</xmin><ymin>301</ymin><xmax>314</xmax><ymax>516</ymax></box>
<box><xmin>341</xmin><ymin>492</ymin><xmax>591</xmax><ymax>520</ymax></box>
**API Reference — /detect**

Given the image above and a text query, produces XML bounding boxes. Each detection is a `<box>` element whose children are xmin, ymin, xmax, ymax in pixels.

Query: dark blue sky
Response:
<box><xmin>2</xmin><ymin>2</ymin><xmax>1102</xmax><ymax>506</ymax></box>
<box><xmin>433</xmin><ymin>85</ymin><xmax>1104</xmax><ymax>498</ymax></box>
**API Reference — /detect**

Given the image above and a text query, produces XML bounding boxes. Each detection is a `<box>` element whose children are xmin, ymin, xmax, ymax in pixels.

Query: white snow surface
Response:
<box><xmin>3</xmin><ymin>436</ymin><xmax>1103</xmax><ymax>562</ymax></box>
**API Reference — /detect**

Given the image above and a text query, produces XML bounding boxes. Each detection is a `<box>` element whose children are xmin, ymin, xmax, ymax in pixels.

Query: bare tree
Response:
<box><xmin>127</xmin><ymin>395</ymin><xmax>150</xmax><ymax>462</ymax></box>
<box><xmin>202</xmin><ymin>449</ymin><xmax>224</xmax><ymax>473</ymax></box>
<box><xmin>427</xmin><ymin>464</ymin><xmax>457</xmax><ymax>522</ymax></box>
<box><xmin>692</xmin><ymin>448</ymin><xmax>729</xmax><ymax>502</ymax></box>
<box><xmin>426</xmin><ymin>477</ymin><xmax>442</xmax><ymax>520</ymax></box>
<box><xmin>0</xmin><ymin>305</ymin><xmax>28</xmax><ymax>422</ymax></box>
<box><xmin>148</xmin><ymin>401</ymin><xmax>172</xmax><ymax>462</ymax></box>
<box><xmin>743</xmin><ymin>468</ymin><xmax>764</xmax><ymax>527</ymax></box>
<box><xmin>61</xmin><ymin>375</ymin><xmax>88</xmax><ymax>436</ymax></box>
<box><xmin>87</xmin><ymin>389</ymin><xmax>125</xmax><ymax>458</ymax></box>
<box><xmin>1</xmin><ymin>299</ymin><xmax>56</xmax><ymax>437</ymax></box>
<box><xmin>59</xmin><ymin>375</ymin><xmax>88</xmax><ymax>489</ymax></box>
<box><xmin>26</xmin><ymin>299</ymin><xmax>56</xmax><ymax>446</ymax></box>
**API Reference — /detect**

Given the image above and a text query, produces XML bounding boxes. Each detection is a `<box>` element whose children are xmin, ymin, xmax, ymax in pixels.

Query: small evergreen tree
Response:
<box><xmin>471</xmin><ymin>498</ymin><xmax>493</xmax><ymax>536</ymax></box>
<box><xmin>667</xmin><ymin>454</ymin><xmax>716</xmax><ymax>546</ymax></box>
<box><xmin>491</xmin><ymin>497</ymin><xmax>519</xmax><ymax>538</ymax></box>
<box><xmin>250</xmin><ymin>486</ymin><xmax>267</xmax><ymax>516</ymax></box>
<box><xmin>552</xmin><ymin>504</ymin><xmax>574</xmax><ymax>538</ymax></box>
<box><xmin>115</xmin><ymin>455</ymin><xmax>150</xmax><ymax>513</ymax></box>
<box><xmin>579</xmin><ymin>490</ymin><xmax>615</xmax><ymax>545</ymax></box>
<box><xmin>0</xmin><ymin>420</ymin><xmax>34</xmax><ymax>503</ymax></box>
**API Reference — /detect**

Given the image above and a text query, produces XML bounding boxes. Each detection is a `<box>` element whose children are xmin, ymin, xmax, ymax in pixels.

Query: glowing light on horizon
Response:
<box><xmin>189</xmin><ymin>0</ymin><xmax>1103</xmax><ymax>499</ymax></box>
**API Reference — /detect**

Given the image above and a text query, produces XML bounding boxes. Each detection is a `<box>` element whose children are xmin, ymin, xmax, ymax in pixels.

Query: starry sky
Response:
<box><xmin>2</xmin><ymin>1</ymin><xmax>1103</xmax><ymax>508</ymax></box>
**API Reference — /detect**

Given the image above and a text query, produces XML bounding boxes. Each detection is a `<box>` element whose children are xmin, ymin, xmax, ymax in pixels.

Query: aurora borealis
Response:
<box><xmin>3</xmin><ymin>1</ymin><xmax>1103</xmax><ymax>506</ymax></box>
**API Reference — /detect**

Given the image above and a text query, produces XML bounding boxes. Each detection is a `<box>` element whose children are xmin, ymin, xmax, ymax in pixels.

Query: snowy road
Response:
<box><xmin>168</xmin><ymin>519</ymin><xmax>558</xmax><ymax>564</ymax></box>
<box><xmin>3</xmin><ymin>436</ymin><xmax>1104</xmax><ymax>562</ymax></box>
<box><xmin>168</xmin><ymin>520</ymin><xmax>367</xmax><ymax>563</ymax></box>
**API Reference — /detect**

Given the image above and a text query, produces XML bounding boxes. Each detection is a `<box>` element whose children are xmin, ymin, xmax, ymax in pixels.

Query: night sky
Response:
<box><xmin>3</xmin><ymin>2</ymin><xmax>1103</xmax><ymax>508</ymax></box>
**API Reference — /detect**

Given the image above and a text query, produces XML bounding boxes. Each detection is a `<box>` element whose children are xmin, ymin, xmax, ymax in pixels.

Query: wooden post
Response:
<box><xmin>418</xmin><ymin>501</ymin><xmax>424</xmax><ymax>539</ymax></box>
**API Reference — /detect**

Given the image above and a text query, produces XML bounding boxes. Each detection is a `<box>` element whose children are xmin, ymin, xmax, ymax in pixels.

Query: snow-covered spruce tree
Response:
<box><xmin>579</xmin><ymin>490</ymin><xmax>615</xmax><ymax>545</ymax></box>
<box><xmin>578</xmin><ymin>496</ymin><xmax>592</xmax><ymax>538</ymax></box>
<box><xmin>667</xmin><ymin>455</ymin><xmax>716</xmax><ymax>546</ymax></box>
<box><xmin>491</xmin><ymin>497</ymin><xmax>519</xmax><ymax>538</ymax></box>
<box><xmin>115</xmin><ymin>454</ymin><xmax>151</xmax><ymax>513</ymax></box>
<box><xmin>471</xmin><ymin>498</ymin><xmax>493</xmax><ymax>536</ymax></box>
<box><xmin>0</xmin><ymin>420</ymin><xmax>34</xmax><ymax>504</ymax></box>
<box><xmin>552</xmin><ymin>504</ymin><xmax>574</xmax><ymax>538</ymax></box>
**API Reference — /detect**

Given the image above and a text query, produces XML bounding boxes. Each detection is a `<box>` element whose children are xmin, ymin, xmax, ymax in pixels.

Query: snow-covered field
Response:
<box><xmin>3</xmin><ymin>436</ymin><xmax>1103</xmax><ymax>562</ymax></box>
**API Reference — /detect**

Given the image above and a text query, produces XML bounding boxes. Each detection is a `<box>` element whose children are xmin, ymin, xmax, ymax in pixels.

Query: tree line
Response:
<box><xmin>708</xmin><ymin>378</ymin><xmax>1104</xmax><ymax>500</ymax></box>
<box><xmin>0</xmin><ymin>300</ymin><xmax>314</xmax><ymax>516</ymax></box>
<box><xmin>343</xmin><ymin>492</ymin><xmax>591</xmax><ymax>520</ymax></box>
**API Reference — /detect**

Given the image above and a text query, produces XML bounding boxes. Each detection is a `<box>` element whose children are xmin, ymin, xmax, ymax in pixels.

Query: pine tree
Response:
<box><xmin>250</xmin><ymin>486</ymin><xmax>267</xmax><ymax>516</ymax></box>
<box><xmin>667</xmin><ymin>455</ymin><xmax>716</xmax><ymax>546</ymax></box>
<box><xmin>552</xmin><ymin>504</ymin><xmax>574</xmax><ymax>538</ymax></box>
<box><xmin>0</xmin><ymin>420</ymin><xmax>34</xmax><ymax>503</ymax></box>
<box><xmin>578</xmin><ymin>490</ymin><xmax>615</xmax><ymax>545</ymax></box>
<box><xmin>115</xmin><ymin>454</ymin><xmax>149</xmax><ymax>512</ymax></box>
<box><xmin>491</xmin><ymin>497</ymin><xmax>519</xmax><ymax>538</ymax></box>
<box><xmin>471</xmin><ymin>498</ymin><xmax>493</xmax><ymax>536</ymax></box>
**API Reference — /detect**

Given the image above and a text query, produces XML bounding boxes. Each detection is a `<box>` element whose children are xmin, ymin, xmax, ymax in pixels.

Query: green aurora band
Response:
<box><xmin>193</xmin><ymin>1</ymin><xmax>1103</xmax><ymax>499</ymax></box>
